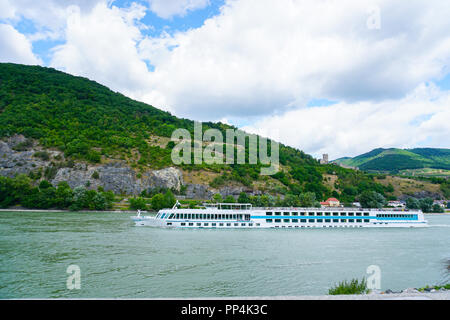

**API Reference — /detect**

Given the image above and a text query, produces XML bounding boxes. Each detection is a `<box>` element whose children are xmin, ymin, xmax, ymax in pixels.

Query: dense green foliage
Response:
<box><xmin>0</xmin><ymin>63</ymin><xmax>222</xmax><ymax>168</ymax></box>
<box><xmin>129</xmin><ymin>197</ymin><xmax>148</xmax><ymax>211</ymax></box>
<box><xmin>360</xmin><ymin>154</ymin><xmax>425</xmax><ymax>171</ymax></box>
<box><xmin>441</xmin><ymin>181</ymin><xmax>450</xmax><ymax>199</ymax></box>
<box><xmin>0</xmin><ymin>175</ymin><xmax>114</xmax><ymax>210</ymax></box>
<box><xmin>326</xmin><ymin>164</ymin><xmax>394</xmax><ymax>203</ymax></box>
<box><xmin>358</xmin><ymin>190</ymin><xmax>386</xmax><ymax>208</ymax></box>
<box><xmin>0</xmin><ymin>63</ymin><xmax>328</xmax><ymax>196</ymax></box>
<box><xmin>334</xmin><ymin>147</ymin><xmax>450</xmax><ymax>172</ymax></box>
<box><xmin>328</xmin><ymin>278</ymin><xmax>369</xmax><ymax>295</ymax></box>
<box><xmin>216</xmin><ymin>191</ymin><xmax>321</xmax><ymax>207</ymax></box>
<box><xmin>129</xmin><ymin>190</ymin><xmax>176</xmax><ymax>211</ymax></box>
<box><xmin>405</xmin><ymin>197</ymin><xmax>445</xmax><ymax>213</ymax></box>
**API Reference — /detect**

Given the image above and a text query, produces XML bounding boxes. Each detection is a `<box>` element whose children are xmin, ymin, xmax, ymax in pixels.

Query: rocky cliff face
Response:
<box><xmin>0</xmin><ymin>136</ymin><xmax>54</xmax><ymax>177</ymax></box>
<box><xmin>0</xmin><ymin>136</ymin><xmax>184</xmax><ymax>195</ymax></box>
<box><xmin>0</xmin><ymin>135</ymin><xmax>252</xmax><ymax>199</ymax></box>
<box><xmin>52</xmin><ymin>163</ymin><xmax>184</xmax><ymax>195</ymax></box>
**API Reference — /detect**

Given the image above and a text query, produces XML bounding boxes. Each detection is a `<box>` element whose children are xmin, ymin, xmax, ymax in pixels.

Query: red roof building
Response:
<box><xmin>320</xmin><ymin>197</ymin><xmax>341</xmax><ymax>207</ymax></box>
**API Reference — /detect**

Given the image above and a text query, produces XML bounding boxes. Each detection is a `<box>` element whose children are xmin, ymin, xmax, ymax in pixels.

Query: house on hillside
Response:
<box><xmin>433</xmin><ymin>200</ymin><xmax>446</xmax><ymax>208</ymax></box>
<box><xmin>320</xmin><ymin>197</ymin><xmax>341</xmax><ymax>207</ymax></box>
<box><xmin>387</xmin><ymin>200</ymin><xmax>405</xmax><ymax>208</ymax></box>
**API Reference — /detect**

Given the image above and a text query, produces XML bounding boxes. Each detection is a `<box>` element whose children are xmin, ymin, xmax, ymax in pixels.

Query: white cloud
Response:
<box><xmin>0</xmin><ymin>0</ymin><xmax>16</xmax><ymax>19</ymax></box>
<box><xmin>242</xmin><ymin>84</ymin><xmax>450</xmax><ymax>159</ymax></box>
<box><xmin>138</xmin><ymin>0</ymin><xmax>450</xmax><ymax>120</ymax></box>
<box><xmin>50</xmin><ymin>2</ymin><xmax>154</xmax><ymax>100</ymax></box>
<box><xmin>0</xmin><ymin>23</ymin><xmax>41</xmax><ymax>64</ymax></box>
<box><xmin>0</xmin><ymin>0</ymin><xmax>105</xmax><ymax>41</ymax></box>
<box><xmin>146</xmin><ymin>0</ymin><xmax>210</xmax><ymax>19</ymax></box>
<box><xmin>2</xmin><ymin>0</ymin><xmax>450</xmax><ymax>158</ymax></box>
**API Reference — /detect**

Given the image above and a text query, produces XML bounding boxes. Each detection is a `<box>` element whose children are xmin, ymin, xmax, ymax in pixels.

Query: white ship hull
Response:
<box><xmin>131</xmin><ymin>205</ymin><xmax>428</xmax><ymax>229</ymax></box>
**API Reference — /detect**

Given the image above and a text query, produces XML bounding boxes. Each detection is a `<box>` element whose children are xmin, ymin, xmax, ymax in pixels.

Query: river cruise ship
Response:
<box><xmin>132</xmin><ymin>202</ymin><xmax>428</xmax><ymax>228</ymax></box>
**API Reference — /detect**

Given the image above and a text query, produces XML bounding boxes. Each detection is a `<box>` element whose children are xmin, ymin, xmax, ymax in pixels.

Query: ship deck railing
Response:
<box><xmin>252</xmin><ymin>207</ymin><xmax>421</xmax><ymax>212</ymax></box>
<box><xmin>175</xmin><ymin>203</ymin><xmax>421</xmax><ymax>213</ymax></box>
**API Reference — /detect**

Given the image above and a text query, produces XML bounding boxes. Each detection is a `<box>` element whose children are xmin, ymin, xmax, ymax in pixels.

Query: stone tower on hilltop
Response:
<box><xmin>320</xmin><ymin>154</ymin><xmax>329</xmax><ymax>164</ymax></box>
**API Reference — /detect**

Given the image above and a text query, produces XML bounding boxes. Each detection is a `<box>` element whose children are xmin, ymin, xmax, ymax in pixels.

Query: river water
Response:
<box><xmin>0</xmin><ymin>211</ymin><xmax>449</xmax><ymax>298</ymax></box>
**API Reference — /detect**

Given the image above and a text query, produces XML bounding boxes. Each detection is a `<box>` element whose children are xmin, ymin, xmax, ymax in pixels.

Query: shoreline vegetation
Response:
<box><xmin>328</xmin><ymin>277</ymin><xmax>450</xmax><ymax>296</ymax></box>
<box><xmin>329</xmin><ymin>259</ymin><xmax>449</xmax><ymax>296</ymax></box>
<box><xmin>1</xmin><ymin>174</ymin><xmax>448</xmax><ymax>213</ymax></box>
<box><xmin>0</xmin><ymin>208</ymin><xmax>449</xmax><ymax>215</ymax></box>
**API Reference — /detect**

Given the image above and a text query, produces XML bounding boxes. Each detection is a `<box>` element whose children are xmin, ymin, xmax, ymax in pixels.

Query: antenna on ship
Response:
<box><xmin>172</xmin><ymin>200</ymin><xmax>180</xmax><ymax>209</ymax></box>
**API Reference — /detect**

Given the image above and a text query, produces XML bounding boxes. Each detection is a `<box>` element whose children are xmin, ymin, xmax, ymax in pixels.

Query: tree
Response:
<box><xmin>103</xmin><ymin>191</ymin><xmax>115</xmax><ymax>209</ymax></box>
<box><xmin>38</xmin><ymin>180</ymin><xmax>52</xmax><ymax>189</ymax></box>
<box><xmin>150</xmin><ymin>193</ymin><xmax>165</xmax><ymax>211</ymax></box>
<box><xmin>432</xmin><ymin>203</ymin><xmax>444</xmax><ymax>213</ymax></box>
<box><xmin>212</xmin><ymin>193</ymin><xmax>223</xmax><ymax>203</ymax></box>
<box><xmin>419</xmin><ymin>198</ymin><xmax>433</xmax><ymax>213</ymax></box>
<box><xmin>0</xmin><ymin>176</ymin><xmax>15</xmax><ymax>208</ymax></box>
<box><xmin>91</xmin><ymin>193</ymin><xmax>107</xmax><ymax>210</ymax></box>
<box><xmin>299</xmin><ymin>192</ymin><xmax>317</xmax><ymax>207</ymax></box>
<box><xmin>55</xmin><ymin>181</ymin><xmax>73</xmax><ymax>209</ymax></box>
<box><xmin>70</xmin><ymin>186</ymin><xmax>88</xmax><ymax>211</ymax></box>
<box><xmin>238</xmin><ymin>192</ymin><xmax>250</xmax><ymax>204</ymax></box>
<box><xmin>283</xmin><ymin>194</ymin><xmax>299</xmax><ymax>207</ymax></box>
<box><xmin>406</xmin><ymin>197</ymin><xmax>420</xmax><ymax>209</ymax></box>
<box><xmin>267</xmin><ymin>195</ymin><xmax>277</xmax><ymax>207</ymax></box>
<box><xmin>224</xmin><ymin>195</ymin><xmax>235</xmax><ymax>203</ymax></box>
<box><xmin>163</xmin><ymin>190</ymin><xmax>176</xmax><ymax>208</ymax></box>
<box><xmin>385</xmin><ymin>183</ymin><xmax>395</xmax><ymax>193</ymax></box>
<box><xmin>359</xmin><ymin>190</ymin><xmax>386</xmax><ymax>208</ymax></box>
<box><xmin>259</xmin><ymin>195</ymin><xmax>270</xmax><ymax>207</ymax></box>
<box><xmin>129</xmin><ymin>197</ymin><xmax>148</xmax><ymax>211</ymax></box>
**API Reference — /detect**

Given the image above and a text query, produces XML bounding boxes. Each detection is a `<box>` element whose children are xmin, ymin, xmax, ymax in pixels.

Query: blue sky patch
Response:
<box><xmin>307</xmin><ymin>98</ymin><xmax>338</xmax><ymax>107</ymax></box>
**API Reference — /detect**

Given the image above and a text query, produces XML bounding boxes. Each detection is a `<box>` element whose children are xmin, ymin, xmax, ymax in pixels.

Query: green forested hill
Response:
<box><xmin>0</xmin><ymin>63</ymin><xmax>324</xmax><ymax>195</ymax></box>
<box><xmin>1</xmin><ymin>63</ymin><xmax>448</xmax><ymax>205</ymax></box>
<box><xmin>333</xmin><ymin>148</ymin><xmax>450</xmax><ymax>172</ymax></box>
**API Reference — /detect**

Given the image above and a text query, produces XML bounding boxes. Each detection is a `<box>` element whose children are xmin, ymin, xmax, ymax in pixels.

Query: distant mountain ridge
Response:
<box><xmin>333</xmin><ymin>148</ymin><xmax>450</xmax><ymax>172</ymax></box>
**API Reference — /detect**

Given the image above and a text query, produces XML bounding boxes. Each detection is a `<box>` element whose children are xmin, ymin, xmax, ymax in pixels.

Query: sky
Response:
<box><xmin>0</xmin><ymin>0</ymin><xmax>449</xmax><ymax>160</ymax></box>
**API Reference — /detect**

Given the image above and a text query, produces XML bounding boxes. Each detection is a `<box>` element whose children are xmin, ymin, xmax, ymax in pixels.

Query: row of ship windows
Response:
<box><xmin>170</xmin><ymin>222</ymin><xmax>261</xmax><ymax>227</ymax></box>
<box><xmin>167</xmin><ymin>222</ymin><xmax>367</xmax><ymax>228</ymax></box>
<box><xmin>274</xmin><ymin>225</ymin><xmax>364</xmax><ymax>228</ymax></box>
<box><xmin>376</xmin><ymin>214</ymin><xmax>415</xmax><ymax>218</ymax></box>
<box><xmin>266</xmin><ymin>219</ymin><xmax>370</xmax><ymax>223</ymax></box>
<box><xmin>163</xmin><ymin>213</ymin><xmax>250</xmax><ymax>220</ymax></box>
<box><xmin>266</xmin><ymin>212</ymin><xmax>370</xmax><ymax>217</ymax></box>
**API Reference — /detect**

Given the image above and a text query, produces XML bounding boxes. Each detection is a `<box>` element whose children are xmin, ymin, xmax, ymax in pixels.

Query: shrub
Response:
<box><xmin>44</xmin><ymin>165</ymin><xmax>58</xmax><ymax>180</ymax></box>
<box><xmin>406</xmin><ymin>197</ymin><xmax>420</xmax><ymax>209</ymax></box>
<box><xmin>359</xmin><ymin>190</ymin><xmax>386</xmax><ymax>208</ymax></box>
<box><xmin>38</xmin><ymin>180</ymin><xmax>52</xmax><ymax>189</ymax></box>
<box><xmin>12</xmin><ymin>139</ymin><xmax>33</xmax><ymax>151</ymax></box>
<box><xmin>238</xmin><ymin>192</ymin><xmax>250</xmax><ymax>203</ymax></box>
<box><xmin>224</xmin><ymin>195</ymin><xmax>235</xmax><ymax>203</ymax></box>
<box><xmin>328</xmin><ymin>278</ymin><xmax>369</xmax><ymax>295</ymax></box>
<box><xmin>129</xmin><ymin>197</ymin><xmax>148</xmax><ymax>210</ymax></box>
<box><xmin>150</xmin><ymin>193</ymin><xmax>165</xmax><ymax>211</ymax></box>
<box><xmin>419</xmin><ymin>198</ymin><xmax>433</xmax><ymax>213</ymax></box>
<box><xmin>432</xmin><ymin>203</ymin><xmax>444</xmax><ymax>213</ymax></box>
<box><xmin>212</xmin><ymin>193</ymin><xmax>223</xmax><ymax>203</ymax></box>
<box><xmin>33</xmin><ymin>151</ymin><xmax>50</xmax><ymax>161</ymax></box>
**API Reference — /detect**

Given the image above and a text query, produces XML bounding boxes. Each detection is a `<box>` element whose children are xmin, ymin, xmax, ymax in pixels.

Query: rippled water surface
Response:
<box><xmin>0</xmin><ymin>211</ymin><xmax>449</xmax><ymax>298</ymax></box>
